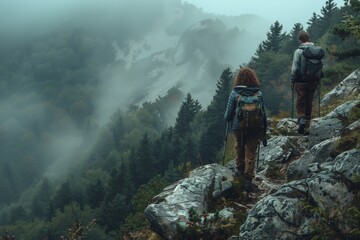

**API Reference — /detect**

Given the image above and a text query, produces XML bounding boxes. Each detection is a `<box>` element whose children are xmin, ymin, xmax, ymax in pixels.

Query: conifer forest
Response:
<box><xmin>0</xmin><ymin>0</ymin><xmax>359</xmax><ymax>239</ymax></box>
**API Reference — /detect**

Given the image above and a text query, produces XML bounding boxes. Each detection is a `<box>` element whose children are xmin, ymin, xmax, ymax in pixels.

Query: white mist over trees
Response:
<box><xmin>0</xmin><ymin>0</ymin><xmax>357</xmax><ymax>238</ymax></box>
<box><xmin>0</xmin><ymin>0</ymin><xmax>268</xmax><ymax>207</ymax></box>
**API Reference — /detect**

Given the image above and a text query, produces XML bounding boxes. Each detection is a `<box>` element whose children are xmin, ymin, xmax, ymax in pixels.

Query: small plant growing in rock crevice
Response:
<box><xmin>300</xmin><ymin>176</ymin><xmax>360</xmax><ymax>240</ymax></box>
<box><xmin>332</xmin><ymin>130</ymin><xmax>360</xmax><ymax>157</ymax></box>
<box><xmin>330</xmin><ymin>101</ymin><xmax>360</xmax><ymax>157</ymax></box>
<box><xmin>348</xmin><ymin>102</ymin><xmax>360</xmax><ymax>123</ymax></box>
<box><xmin>2</xmin><ymin>228</ymin><xmax>15</xmax><ymax>240</ymax></box>
<box><xmin>320</xmin><ymin>93</ymin><xmax>360</xmax><ymax>117</ymax></box>
<box><xmin>265</xmin><ymin>161</ymin><xmax>285</xmax><ymax>180</ymax></box>
<box><xmin>60</xmin><ymin>218</ymin><xmax>96</xmax><ymax>240</ymax></box>
<box><xmin>175</xmin><ymin>206</ymin><xmax>243</xmax><ymax>240</ymax></box>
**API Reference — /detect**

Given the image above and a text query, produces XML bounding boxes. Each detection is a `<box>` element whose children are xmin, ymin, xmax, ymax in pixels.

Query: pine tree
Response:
<box><xmin>152</xmin><ymin>127</ymin><xmax>176</xmax><ymax>172</ymax></box>
<box><xmin>9</xmin><ymin>206</ymin><xmax>27</xmax><ymax>223</ymax></box>
<box><xmin>109</xmin><ymin>110</ymin><xmax>125</xmax><ymax>151</ymax></box>
<box><xmin>31</xmin><ymin>178</ymin><xmax>52</xmax><ymax>218</ymax></box>
<box><xmin>254</xmin><ymin>43</ymin><xmax>265</xmax><ymax>59</ymax></box>
<box><xmin>320</xmin><ymin>0</ymin><xmax>339</xmax><ymax>29</ymax></box>
<box><xmin>164</xmin><ymin>159</ymin><xmax>180</xmax><ymax>183</ymax></box>
<box><xmin>132</xmin><ymin>133</ymin><xmax>155</xmax><ymax>187</ymax></box>
<box><xmin>99</xmin><ymin>193</ymin><xmax>130</xmax><ymax>233</ymax></box>
<box><xmin>344</xmin><ymin>0</ymin><xmax>360</xmax><ymax>39</ymax></box>
<box><xmin>283</xmin><ymin>23</ymin><xmax>304</xmax><ymax>54</ymax></box>
<box><xmin>262</xmin><ymin>21</ymin><xmax>287</xmax><ymax>53</ymax></box>
<box><xmin>199</xmin><ymin>123</ymin><xmax>221</xmax><ymax>164</ymax></box>
<box><xmin>250</xmin><ymin>21</ymin><xmax>288</xmax><ymax>67</ymax></box>
<box><xmin>174</xmin><ymin>93</ymin><xmax>202</xmax><ymax>135</ymax></box>
<box><xmin>307</xmin><ymin>12</ymin><xmax>322</xmax><ymax>41</ymax></box>
<box><xmin>0</xmin><ymin>163</ymin><xmax>16</xmax><ymax>205</ymax></box>
<box><xmin>205</xmin><ymin>67</ymin><xmax>233</xmax><ymax>124</ymax></box>
<box><xmin>107</xmin><ymin>163</ymin><xmax>133</xmax><ymax>201</ymax></box>
<box><xmin>52</xmin><ymin>181</ymin><xmax>72</xmax><ymax>212</ymax></box>
<box><xmin>86</xmin><ymin>178</ymin><xmax>105</xmax><ymax>208</ymax></box>
<box><xmin>331</xmin><ymin>0</ymin><xmax>360</xmax><ymax>58</ymax></box>
<box><xmin>308</xmin><ymin>0</ymin><xmax>339</xmax><ymax>41</ymax></box>
<box><xmin>168</xmin><ymin>127</ymin><xmax>182</xmax><ymax>166</ymax></box>
<box><xmin>199</xmin><ymin>68</ymin><xmax>233</xmax><ymax>163</ymax></box>
<box><xmin>178</xmin><ymin>135</ymin><xmax>198</xmax><ymax>165</ymax></box>
<box><xmin>335</xmin><ymin>0</ymin><xmax>360</xmax><ymax>40</ymax></box>
<box><xmin>117</xmin><ymin>162</ymin><xmax>134</xmax><ymax>200</ymax></box>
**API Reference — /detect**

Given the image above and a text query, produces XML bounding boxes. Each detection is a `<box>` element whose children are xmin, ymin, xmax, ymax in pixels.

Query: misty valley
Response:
<box><xmin>0</xmin><ymin>0</ymin><xmax>359</xmax><ymax>239</ymax></box>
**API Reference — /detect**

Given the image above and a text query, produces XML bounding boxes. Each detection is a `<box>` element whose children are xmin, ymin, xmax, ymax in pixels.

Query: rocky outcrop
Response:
<box><xmin>144</xmin><ymin>164</ymin><xmax>233</xmax><ymax>240</ymax></box>
<box><xmin>144</xmin><ymin>70</ymin><xmax>360</xmax><ymax>240</ymax></box>
<box><xmin>240</xmin><ymin>150</ymin><xmax>359</xmax><ymax>240</ymax></box>
<box><xmin>287</xmin><ymin>137</ymin><xmax>338</xmax><ymax>181</ymax></box>
<box><xmin>289</xmin><ymin>104</ymin><xmax>359</xmax><ymax>172</ymax></box>
<box><xmin>275</xmin><ymin>118</ymin><xmax>298</xmax><ymax>135</ymax></box>
<box><xmin>309</xmin><ymin>100</ymin><xmax>359</xmax><ymax>148</ymax></box>
<box><xmin>238</xmin><ymin>72</ymin><xmax>360</xmax><ymax>239</ymax></box>
<box><xmin>321</xmin><ymin>68</ymin><xmax>360</xmax><ymax>106</ymax></box>
<box><xmin>258</xmin><ymin>136</ymin><xmax>299</xmax><ymax>166</ymax></box>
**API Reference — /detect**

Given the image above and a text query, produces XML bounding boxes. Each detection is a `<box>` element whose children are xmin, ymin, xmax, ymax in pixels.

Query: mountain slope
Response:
<box><xmin>143</xmin><ymin>69</ymin><xmax>360</xmax><ymax>239</ymax></box>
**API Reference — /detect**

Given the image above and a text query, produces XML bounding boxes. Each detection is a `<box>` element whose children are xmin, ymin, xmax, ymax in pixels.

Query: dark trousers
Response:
<box><xmin>233</xmin><ymin>129</ymin><xmax>260</xmax><ymax>179</ymax></box>
<box><xmin>295</xmin><ymin>82</ymin><xmax>318</xmax><ymax>123</ymax></box>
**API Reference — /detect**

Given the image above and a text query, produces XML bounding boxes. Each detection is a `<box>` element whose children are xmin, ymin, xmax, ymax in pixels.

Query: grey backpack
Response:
<box><xmin>299</xmin><ymin>45</ymin><xmax>325</xmax><ymax>82</ymax></box>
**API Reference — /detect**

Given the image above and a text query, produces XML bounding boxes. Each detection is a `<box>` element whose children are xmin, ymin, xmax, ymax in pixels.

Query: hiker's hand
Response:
<box><xmin>262</xmin><ymin>139</ymin><xmax>267</xmax><ymax>147</ymax></box>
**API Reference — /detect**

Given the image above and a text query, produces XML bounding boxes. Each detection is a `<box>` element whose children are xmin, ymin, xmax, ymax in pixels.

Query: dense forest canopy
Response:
<box><xmin>0</xmin><ymin>0</ymin><xmax>359</xmax><ymax>239</ymax></box>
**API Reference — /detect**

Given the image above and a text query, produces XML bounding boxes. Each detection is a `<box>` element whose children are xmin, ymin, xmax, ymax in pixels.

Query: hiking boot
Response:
<box><xmin>243</xmin><ymin>177</ymin><xmax>253</xmax><ymax>192</ymax></box>
<box><xmin>236</xmin><ymin>165</ymin><xmax>245</xmax><ymax>177</ymax></box>
<box><xmin>297</xmin><ymin>117</ymin><xmax>306</xmax><ymax>134</ymax></box>
<box><xmin>298</xmin><ymin>124</ymin><xmax>305</xmax><ymax>134</ymax></box>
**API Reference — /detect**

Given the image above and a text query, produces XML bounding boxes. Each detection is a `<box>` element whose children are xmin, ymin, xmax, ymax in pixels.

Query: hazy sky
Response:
<box><xmin>183</xmin><ymin>0</ymin><xmax>345</xmax><ymax>31</ymax></box>
<box><xmin>0</xmin><ymin>0</ymin><xmax>345</xmax><ymax>35</ymax></box>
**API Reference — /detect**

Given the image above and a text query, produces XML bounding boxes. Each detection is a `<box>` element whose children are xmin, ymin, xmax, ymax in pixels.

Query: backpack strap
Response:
<box><xmin>297</xmin><ymin>45</ymin><xmax>306</xmax><ymax>66</ymax></box>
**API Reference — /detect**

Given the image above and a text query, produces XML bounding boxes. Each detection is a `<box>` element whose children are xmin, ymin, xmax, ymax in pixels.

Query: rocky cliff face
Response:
<box><xmin>144</xmin><ymin>68</ymin><xmax>360</xmax><ymax>240</ymax></box>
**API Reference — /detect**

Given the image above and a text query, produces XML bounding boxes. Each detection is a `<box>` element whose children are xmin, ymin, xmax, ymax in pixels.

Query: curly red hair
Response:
<box><xmin>234</xmin><ymin>67</ymin><xmax>260</xmax><ymax>87</ymax></box>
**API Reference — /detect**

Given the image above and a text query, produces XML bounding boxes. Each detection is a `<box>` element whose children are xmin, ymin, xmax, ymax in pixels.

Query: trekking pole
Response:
<box><xmin>317</xmin><ymin>85</ymin><xmax>321</xmax><ymax>117</ymax></box>
<box><xmin>256</xmin><ymin>142</ymin><xmax>260</xmax><ymax>172</ymax></box>
<box><xmin>291</xmin><ymin>83</ymin><xmax>295</xmax><ymax>119</ymax></box>
<box><xmin>222</xmin><ymin>122</ymin><xmax>229</xmax><ymax>166</ymax></box>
